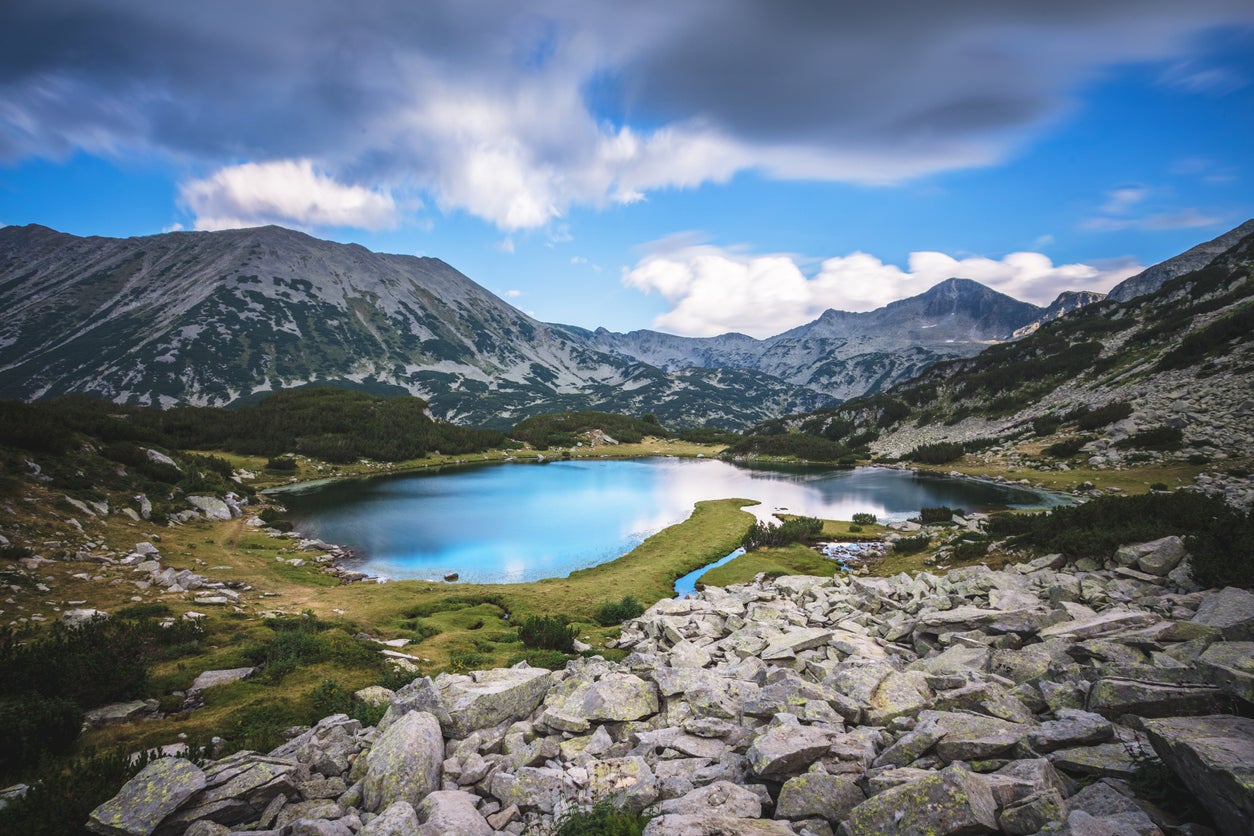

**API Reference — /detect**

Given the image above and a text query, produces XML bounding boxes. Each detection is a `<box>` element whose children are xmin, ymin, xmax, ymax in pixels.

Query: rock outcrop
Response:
<box><xmin>89</xmin><ymin>556</ymin><xmax>1254</xmax><ymax>834</ymax></box>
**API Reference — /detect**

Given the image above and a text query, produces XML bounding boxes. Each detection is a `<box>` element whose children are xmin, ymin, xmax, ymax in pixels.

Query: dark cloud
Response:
<box><xmin>3</xmin><ymin>0</ymin><xmax>1250</xmax><ymax>226</ymax></box>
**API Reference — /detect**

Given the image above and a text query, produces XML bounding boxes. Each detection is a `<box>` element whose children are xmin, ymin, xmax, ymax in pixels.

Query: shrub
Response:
<box><xmin>265</xmin><ymin>456</ymin><xmax>298</xmax><ymax>471</ymax></box>
<box><xmin>893</xmin><ymin>535</ymin><xmax>931</xmax><ymax>554</ymax></box>
<box><xmin>553</xmin><ymin>800</ymin><xmax>650</xmax><ymax>836</ymax></box>
<box><xmin>1076</xmin><ymin>401</ymin><xmax>1133</xmax><ymax>431</ymax></box>
<box><xmin>447</xmin><ymin>650</ymin><xmax>488</xmax><ymax>673</ymax></box>
<box><xmin>594</xmin><ymin>596</ymin><xmax>645</xmax><ymax>627</ymax></box>
<box><xmin>0</xmin><ymin>747</ymin><xmax>160</xmax><ymax>834</ymax></box>
<box><xmin>1032</xmin><ymin>415</ymin><xmax>1062</xmax><ymax>436</ymax></box>
<box><xmin>953</xmin><ymin>540</ymin><xmax>989</xmax><ymax>561</ymax></box>
<box><xmin>920</xmin><ymin>506</ymin><xmax>964</xmax><ymax>525</ymax></box>
<box><xmin>905</xmin><ymin>442</ymin><xmax>965</xmax><ymax>465</ymax></box>
<box><xmin>0</xmin><ymin>694</ymin><xmax>83</xmax><ymax>774</ymax></box>
<box><xmin>518</xmin><ymin>615</ymin><xmax>576</xmax><ymax>653</ymax></box>
<box><xmin>742</xmin><ymin>516</ymin><xmax>823</xmax><ymax>551</ymax></box>
<box><xmin>1044</xmin><ymin>437</ymin><xmax>1089</xmax><ymax>458</ymax></box>
<box><xmin>848</xmin><ymin>524</ymin><xmax>863</xmax><ymax>533</ymax></box>
<box><xmin>1115</xmin><ymin>426</ymin><xmax>1184</xmax><ymax>451</ymax></box>
<box><xmin>852</xmin><ymin>513</ymin><xmax>877</xmax><ymax>525</ymax></box>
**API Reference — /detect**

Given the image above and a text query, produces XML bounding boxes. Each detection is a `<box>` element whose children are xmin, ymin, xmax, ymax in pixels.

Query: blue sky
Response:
<box><xmin>2</xmin><ymin>2</ymin><xmax>1252</xmax><ymax>337</ymax></box>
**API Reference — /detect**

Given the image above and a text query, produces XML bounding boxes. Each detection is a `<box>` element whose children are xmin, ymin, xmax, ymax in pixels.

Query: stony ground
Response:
<box><xmin>87</xmin><ymin>535</ymin><xmax>1254</xmax><ymax>835</ymax></box>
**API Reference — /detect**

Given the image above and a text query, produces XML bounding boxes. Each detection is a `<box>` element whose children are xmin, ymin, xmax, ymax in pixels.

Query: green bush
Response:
<box><xmin>0</xmin><ymin>694</ymin><xmax>83</xmax><ymax>774</ymax></box>
<box><xmin>742</xmin><ymin>516</ymin><xmax>823</xmax><ymax>551</ymax></box>
<box><xmin>518</xmin><ymin>616</ymin><xmax>576</xmax><ymax>653</ymax></box>
<box><xmin>920</xmin><ymin>506</ymin><xmax>964</xmax><ymax>524</ymax></box>
<box><xmin>265</xmin><ymin>456</ymin><xmax>298</xmax><ymax>471</ymax></box>
<box><xmin>953</xmin><ymin>540</ymin><xmax>990</xmax><ymax>561</ymax></box>
<box><xmin>852</xmin><ymin>513</ymin><xmax>877</xmax><ymax>525</ymax></box>
<box><xmin>1076</xmin><ymin>401</ymin><xmax>1133</xmax><ymax>431</ymax></box>
<box><xmin>0</xmin><ymin>747</ymin><xmax>162</xmax><ymax>835</ymax></box>
<box><xmin>594</xmin><ymin>596</ymin><xmax>645</xmax><ymax>627</ymax></box>
<box><xmin>1044</xmin><ymin>437</ymin><xmax>1090</xmax><ymax>458</ymax></box>
<box><xmin>905</xmin><ymin>442</ymin><xmax>965</xmax><ymax>465</ymax></box>
<box><xmin>1032</xmin><ymin>415</ymin><xmax>1062</xmax><ymax>436</ymax></box>
<box><xmin>447</xmin><ymin>650</ymin><xmax>488</xmax><ymax>673</ymax></box>
<box><xmin>893</xmin><ymin>535</ymin><xmax>931</xmax><ymax>554</ymax></box>
<box><xmin>1115</xmin><ymin>426</ymin><xmax>1184</xmax><ymax>451</ymax></box>
<box><xmin>553</xmin><ymin>800</ymin><xmax>650</xmax><ymax>836</ymax></box>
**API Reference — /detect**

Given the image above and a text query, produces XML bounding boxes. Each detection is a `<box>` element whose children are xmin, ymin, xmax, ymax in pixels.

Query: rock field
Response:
<box><xmin>87</xmin><ymin>535</ymin><xmax>1254</xmax><ymax>835</ymax></box>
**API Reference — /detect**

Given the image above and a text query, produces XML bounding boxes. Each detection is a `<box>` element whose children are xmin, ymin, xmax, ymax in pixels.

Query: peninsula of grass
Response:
<box><xmin>696</xmin><ymin>517</ymin><xmax>888</xmax><ymax>588</ymax></box>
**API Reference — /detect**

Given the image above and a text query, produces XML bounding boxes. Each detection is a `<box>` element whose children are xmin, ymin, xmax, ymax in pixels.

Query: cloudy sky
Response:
<box><xmin>2</xmin><ymin>1</ymin><xmax>1252</xmax><ymax>337</ymax></box>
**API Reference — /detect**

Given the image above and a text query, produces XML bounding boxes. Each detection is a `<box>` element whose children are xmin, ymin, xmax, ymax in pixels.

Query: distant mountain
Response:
<box><xmin>579</xmin><ymin>278</ymin><xmax>1050</xmax><ymax>401</ymax></box>
<box><xmin>0</xmin><ymin>224</ymin><xmax>827</xmax><ymax>427</ymax></box>
<box><xmin>1012</xmin><ymin>290</ymin><xmax>1107</xmax><ymax>338</ymax></box>
<box><xmin>1106</xmin><ymin>219</ymin><xmax>1254</xmax><ymax>303</ymax></box>
<box><xmin>750</xmin><ymin>220</ymin><xmax>1254</xmax><ymax>468</ymax></box>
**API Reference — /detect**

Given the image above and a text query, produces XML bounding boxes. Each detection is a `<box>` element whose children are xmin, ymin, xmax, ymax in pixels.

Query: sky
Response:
<box><xmin>2</xmin><ymin>2</ymin><xmax>1253</xmax><ymax>338</ymax></box>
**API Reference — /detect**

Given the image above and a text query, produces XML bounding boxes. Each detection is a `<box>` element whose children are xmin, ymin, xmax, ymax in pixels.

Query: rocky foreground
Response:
<box><xmin>89</xmin><ymin>538</ymin><xmax>1254</xmax><ymax>835</ymax></box>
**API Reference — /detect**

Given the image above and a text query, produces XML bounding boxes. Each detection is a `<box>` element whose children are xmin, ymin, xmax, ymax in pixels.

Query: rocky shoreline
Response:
<box><xmin>87</xmin><ymin>536</ymin><xmax>1254</xmax><ymax>835</ymax></box>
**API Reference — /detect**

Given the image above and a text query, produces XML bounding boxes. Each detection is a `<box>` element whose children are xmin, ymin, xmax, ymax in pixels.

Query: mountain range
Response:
<box><xmin>0</xmin><ymin>221</ymin><xmax>1248</xmax><ymax>428</ymax></box>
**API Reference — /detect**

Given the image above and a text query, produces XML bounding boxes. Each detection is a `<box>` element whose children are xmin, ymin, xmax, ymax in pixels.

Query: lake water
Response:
<box><xmin>274</xmin><ymin>458</ymin><xmax>1065</xmax><ymax>584</ymax></box>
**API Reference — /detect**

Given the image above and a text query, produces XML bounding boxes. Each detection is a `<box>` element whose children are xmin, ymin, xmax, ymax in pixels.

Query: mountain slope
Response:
<box><xmin>745</xmin><ymin>221</ymin><xmax>1254</xmax><ymax>479</ymax></box>
<box><xmin>1105</xmin><ymin>219</ymin><xmax>1254</xmax><ymax>303</ymax></box>
<box><xmin>0</xmin><ymin>224</ymin><xmax>827</xmax><ymax>427</ymax></box>
<box><xmin>580</xmin><ymin>278</ymin><xmax>1050</xmax><ymax>400</ymax></box>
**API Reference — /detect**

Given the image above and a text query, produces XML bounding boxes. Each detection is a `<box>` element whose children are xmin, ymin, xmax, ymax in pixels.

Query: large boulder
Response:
<box><xmin>187</xmin><ymin>496</ymin><xmax>234</xmax><ymax>520</ymax></box>
<box><xmin>362</xmin><ymin>711</ymin><xmax>442</xmax><ymax>813</ymax></box>
<box><xmin>161</xmin><ymin>753</ymin><xmax>305</xmax><ymax>829</ymax></box>
<box><xmin>841</xmin><ymin>765</ymin><xmax>998</xmax><ymax>836</ymax></box>
<box><xmin>415</xmin><ymin>790</ymin><xmax>492</xmax><ymax>835</ymax></box>
<box><xmin>657</xmin><ymin>781</ymin><xmax>763</xmax><ymax>818</ymax></box>
<box><xmin>642</xmin><ymin>815</ymin><xmax>797</xmax><ymax>835</ymax></box>
<box><xmin>1192</xmin><ymin>587</ymin><xmax>1254</xmax><ymax>641</ymax></box>
<box><xmin>775</xmin><ymin>772</ymin><xmax>864</xmax><ymax>821</ymax></box>
<box><xmin>1197</xmin><ymin>641</ymin><xmax>1254</xmax><ymax>704</ymax></box>
<box><xmin>1144</xmin><ymin>714</ymin><xmax>1254</xmax><ymax>836</ymax></box>
<box><xmin>87</xmin><ymin>758</ymin><xmax>205</xmax><ymax>836</ymax></box>
<box><xmin>435</xmin><ymin>666</ymin><xmax>553</xmax><ymax>737</ymax></box>
<box><xmin>746</xmin><ymin>722</ymin><xmax>839</xmax><ymax>777</ymax></box>
<box><xmin>540</xmin><ymin>672</ymin><xmax>658</xmax><ymax>732</ymax></box>
<box><xmin>1086</xmin><ymin>677</ymin><xmax>1229</xmax><ymax>720</ymax></box>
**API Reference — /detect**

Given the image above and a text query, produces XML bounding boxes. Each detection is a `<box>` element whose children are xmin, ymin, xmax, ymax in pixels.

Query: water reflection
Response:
<box><xmin>276</xmin><ymin>459</ymin><xmax>1063</xmax><ymax>584</ymax></box>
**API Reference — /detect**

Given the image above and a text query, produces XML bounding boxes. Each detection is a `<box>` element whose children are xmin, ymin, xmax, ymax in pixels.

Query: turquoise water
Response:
<box><xmin>274</xmin><ymin>459</ymin><xmax>1064</xmax><ymax>583</ymax></box>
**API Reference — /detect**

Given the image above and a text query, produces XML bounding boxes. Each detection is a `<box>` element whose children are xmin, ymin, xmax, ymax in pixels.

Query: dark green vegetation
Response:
<box><xmin>892</xmin><ymin>534</ymin><xmax>932</xmax><ymax>554</ymax></box>
<box><xmin>508</xmin><ymin>411</ymin><xmax>674</xmax><ymax>449</ymax></box>
<box><xmin>0</xmin><ymin>613</ymin><xmax>203</xmax><ymax>775</ymax></box>
<box><xmin>594</xmin><ymin>596</ymin><xmax>646</xmax><ymax>626</ymax></box>
<box><xmin>987</xmin><ymin>492</ymin><xmax>1253</xmax><ymax>588</ymax></box>
<box><xmin>0</xmin><ymin>387</ymin><xmax>506</xmax><ymax>464</ymax></box>
<box><xmin>553</xmin><ymin>800</ymin><xmax>649</xmax><ymax>836</ymax></box>
<box><xmin>742</xmin><ymin>516</ymin><xmax>824</xmax><ymax>551</ymax></box>
<box><xmin>919</xmin><ymin>506</ymin><xmax>964</xmax><ymax>524</ymax></box>
<box><xmin>518</xmin><ymin>615</ymin><xmax>577</xmax><ymax>653</ymax></box>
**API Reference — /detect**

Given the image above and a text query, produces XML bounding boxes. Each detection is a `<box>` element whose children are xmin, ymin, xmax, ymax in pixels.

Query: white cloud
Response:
<box><xmin>180</xmin><ymin>159</ymin><xmax>398</xmax><ymax>231</ymax></box>
<box><xmin>1101</xmin><ymin>187</ymin><xmax>1150</xmax><ymax>215</ymax></box>
<box><xmin>623</xmin><ymin>240</ymin><xmax>1141</xmax><ymax>338</ymax></box>
<box><xmin>495</xmin><ymin>237</ymin><xmax>515</xmax><ymax>253</ymax></box>
<box><xmin>505</xmin><ymin>289</ymin><xmax>522</xmax><ymax>298</ymax></box>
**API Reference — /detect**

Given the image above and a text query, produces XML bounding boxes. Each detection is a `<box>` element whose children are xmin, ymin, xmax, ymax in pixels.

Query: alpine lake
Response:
<box><xmin>273</xmin><ymin>458</ymin><xmax>1068</xmax><ymax>586</ymax></box>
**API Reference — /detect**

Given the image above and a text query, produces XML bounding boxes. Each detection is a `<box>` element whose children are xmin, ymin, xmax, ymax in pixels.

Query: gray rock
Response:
<box><xmin>62</xmin><ymin>608</ymin><xmax>108</xmax><ymax>627</ymax></box>
<box><xmin>1192</xmin><ymin>587</ymin><xmax>1254</xmax><ymax>641</ymax></box>
<box><xmin>163</xmin><ymin>752</ymin><xmax>304</xmax><ymax>829</ymax></box>
<box><xmin>87</xmin><ymin>757</ymin><xmax>206</xmax><ymax>836</ymax></box>
<box><xmin>488</xmin><ymin>766</ymin><xmax>571</xmax><ymax>813</ymax></box>
<box><xmin>775</xmin><ymin>773</ymin><xmax>863</xmax><ymax>821</ymax></box>
<box><xmin>416</xmin><ymin>790</ymin><xmax>492</xmax><ymax>835</ymax></box>
<box><xmin>187</xmin><ymin>495</ymin><xmax>234</xmax><ymax>520</ymax></box>
<box><xmin>1144</xmin><ymin>714</ymin><xmax>1254</xmax><ymax>836</ymax></box>
<box><xmin>286</xmin><ymin>819</ymin><xmax>353</xmax><ymax>836</ymax></box>
<box><xmin>1134</xmin><ymin>537</ymin><xmax>1186</xmax><ymax>576</ymax></box>
<box><xmin>1197</xmin><ymin>641</ymin><xmax>1254</xmax><ymax>704</ymax></box>
<box><xmin>436</xmin><ymin>665</ymin><xmax>553</xmax><ymax>737</ymax></box>
<box><xmin>1027</xmin><ymin>710</ymin><xmax>1114</xmax><ymax>754</ymax></box>
<box><xmin>998</xmin><ymin>789</ymin><xmax>1066</xmax><ymax>836</ymax></box>
<box><xmin>587</xmin><ymin>757</ymin><xmax>658</xmax><ymax>814</ymax></box>
<box><xmin>188</xmin><ymin>668</ymin><xmax>255</xmax><ymax>694</ymax></box>
<box><xmin>746</xmin><ymin>722</ymin><xmax>838</xmax><ymax>777</ymax></box>
<box><xmin>541</xmin><ymin>672</ymin><xmax>658</xmax><ymax>732</ymax></box>
<box><xmin>362</xmin><ymin>710</ymin><xmax>442</xmax><ymax>813</ymax></box>
<box><xmin>919</xmin><ymin>710</ymin><xmax>1034</xmax><ymax>762</ymax></box>
<box><xmin>659</xmin><ymin>780</ymin><xmax>763</xmax><ymax>818</ymax></box>
<box><xmin>84</xmin><ymin>700</ymin><xmax>155</xmax><ymax>726</ymax></box>
<box><xmin>643</xmin><ymin>814</ymin><xmax>798</xmax><ymax>835</ymax></box>
<box><xmin>841</xmin><ymin>764</ymin><xmax>998</xmax><ymax>836</ymax></box>
<box><xmin>360</xmin><ymin>800</ymin><xmax>419</xmax><ymax>835</ymax></box>
<box><xmin>1086</xmin><ymin>677</ymin><xmax>1228</xmax><ymax>720</ymax></box>
<box><xmin>1038</xmin><ymin>610</ymin><xmax>1159</xmax><ymax>641</ymax></box>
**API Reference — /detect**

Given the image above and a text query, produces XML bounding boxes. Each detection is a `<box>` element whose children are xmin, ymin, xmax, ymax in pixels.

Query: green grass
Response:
<box><xmin>697</xmin><ymin>543</ymin><xmax>840</xmax><ymax>588</ymax></box>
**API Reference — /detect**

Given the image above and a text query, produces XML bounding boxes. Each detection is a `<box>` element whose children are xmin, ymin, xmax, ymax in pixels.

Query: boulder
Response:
<box><xmin>658</xmin><ymin>781</ymin><xmax>763</xmax><ymax>818</ymax></box>
<box><xmin>161</xmin><ymin>753</ymin><xmax>304</xmax><ymax>829</ymax></box>
<box><xmin>1192</xmin><ymin>587</ymin><xmax>1254</xmax><ymax>641</ymax></box>
<box><xmin>62</xmin><ymin>608</ymin><xmax>108</xmax><ymax>627</ymax></box>
<box><xmin>841</xmin><ymin>764</ymin><xmax>998</xmax><ymax>836</ymax></box>
<box><xmin>775</xmin><ymin>772</ymin><xmax>863</xmax><ymax>821</ymax></box>
<box><xmin>1086</xmin><ymin>677</ymin><xmax>1229</xmax><ymax>720</ymax></box>
<box><xmin>587</xmin><ymin>757</ymin><xmax>658</xmax><ymax>814</ymax></box>
<box><xmin>642</xmin><ymin>815</ymin><xmax>798</xmax><ymax>835</ymax></box>
<box><xmin>1037</xmin><ymin>610</ymin><xmax>1159</xmax><ymax>641</ymax></box>
<box><xmin>188</xmin><ymin>668</ymin><xmax>255</xmax><ymax>694</ymax></box>
<box><xmin>436</xmin><ymin>665</ymin><xmax>553</xmax><ymax>737</ymax></box>
<box><xmin>84</xmin><ymin>700</ymin><xmax>155</xmax><ymax>726</ymax></box>
<box><xmin>415</xmin><ymin>790</ymin><xmax>492</xmax><ymax>835</ymax></box>
<box><xmin>1144</xmin><ymin>714</ymin><xmax>1254</xmax><ymax>836</ymax></box>
<box><xmin>919</xmin><ymin>710</ymin><xmax>1034</xmax><ymax>762</ymax></box>
<box><xmin>540</xmin><ymin>672</ymin><xmax>658</xmax><ymax>732</ymax></box>
<box><xmin>746</xmin><ymin>722</ymin><xmax>838</xmax><ymax>777</ymax></box>
<box><xmin>362</xmin><ymin>711</ymin><xmax>442</xmax><ymax>813</ymax></box>
<box><xmin>87</xmin><ymin>758</ymin><xmax>205</xmax><ymax>836</ymax></box>
<box><xmin>187</xmin><ymin>496</ymin><xmax>234</xmax><ymax>520</ymax></box>
<box><xmin>1197</xmin><ymin>641</ymin><xmax>1254</xmax><ymax>704</ymax></box>
<box><xmin>1027</xmin><ymin>710</ymin><xmax>1114</xmax><ymax>754</ymax></box>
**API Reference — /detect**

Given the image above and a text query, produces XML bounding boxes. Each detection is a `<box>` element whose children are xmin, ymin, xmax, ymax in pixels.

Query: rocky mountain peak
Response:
<box><xmin>1106</xmin><ymin>218</ymin><xmax>1254</xmax><ymax>303</ymax></box>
